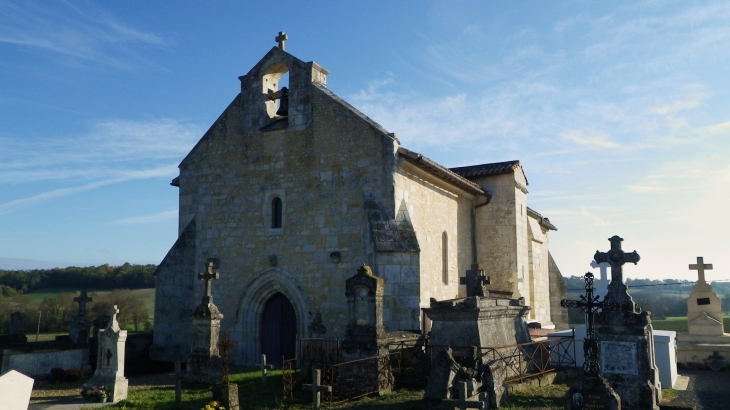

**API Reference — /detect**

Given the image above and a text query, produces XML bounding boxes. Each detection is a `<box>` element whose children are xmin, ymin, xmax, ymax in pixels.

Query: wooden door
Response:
<box><xmin>261</xmin><ymin>292</ymin><xmax>297</xmax><ymax>366</ymax></box>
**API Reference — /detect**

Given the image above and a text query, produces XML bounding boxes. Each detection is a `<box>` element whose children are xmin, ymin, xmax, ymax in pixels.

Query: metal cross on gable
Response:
<box><xmin>689</xmin><ymin>256</ymin><xmax>713</xmax><ymax>285</ymax></box>
<box><xmin>460</xmin><ymin>264</ymin><xmax>490</xmax><ymax>297</ymax></box>
<box><xmin>560</xmin><ymin>272</ymin><xmax>623</xmax><ymax>376</ymax></box>
<box><xmin>275</xmin><ymin>31</ymin><xmax>288</xmax><ymax>51</ymax></box>
<box><xmin>198</xmin><ymin>260</ymin><xmax>220</xmax><ymax>304</ymax></box>
<box><xmin>593</xmin><ymin>235</ymin><xmax>640</xmax><ymax>285</ymax></box>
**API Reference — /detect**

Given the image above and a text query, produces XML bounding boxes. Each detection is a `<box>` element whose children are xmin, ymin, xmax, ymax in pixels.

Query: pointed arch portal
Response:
<box><xmin>261</xmin><ymin>292</ymin><xmax>297</xmax><ymax>366</ymax></box>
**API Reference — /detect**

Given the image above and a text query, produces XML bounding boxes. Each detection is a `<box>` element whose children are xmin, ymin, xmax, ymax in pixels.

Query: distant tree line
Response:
<box><xmin>0</xmin><ymin>263</ymin><xmax>156</xmax><ymax>295</ymax></box>
<box><xmin>564</xmin><ymin>275</ymin><xmax>730</xmax><ymax>324</ymax></box>
<box><xmin>0</xmin><ymin>289</ymin><xmax>152</xmax><ymax>334</ymax></box>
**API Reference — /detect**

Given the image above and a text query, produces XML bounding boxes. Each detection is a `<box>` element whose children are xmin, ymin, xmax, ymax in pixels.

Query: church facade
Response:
<box><xmin>150</xmin><ymin>41</ymin><xmax>567</xmax><ymax>365</ymax></box>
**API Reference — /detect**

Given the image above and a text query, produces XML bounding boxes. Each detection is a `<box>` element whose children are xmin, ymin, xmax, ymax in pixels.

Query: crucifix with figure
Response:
<box><xmin>593</xmin><ymin>235</ymin><xmax>639</xmax><ymax>306</ymax></box>
<box><xmin>689</xmin><ymin>256</ymin><xmax>713</xmax><ymax>285</ymax></box>
<box><xmin>198</xmin><ymin>260</ymin><xmax>220</xmax><ymax>304</ymax></box>
<box><xmin>460</xmin><ymin>264</ymin><xmax>490</xmax><ymax>297</ymax></box>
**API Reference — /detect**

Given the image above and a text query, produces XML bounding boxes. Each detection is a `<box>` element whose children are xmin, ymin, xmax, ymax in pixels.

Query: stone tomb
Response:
<box><xmin>593</xmin><ymin>236</ymin><xmax>661</xmax><ymax>410</ymax></box>
<box><xmin>89</xmin><ymin>305</ymin><xmax>128</xmax><ymax>402</ymax></box>
<box><xmin>565</xmin><ymin>375</ymin><xmax>620</xmax><ymax>410</ymax></box>
<box><xmin>69</xmin><ymin>291</ymin><xmax>92</xmax><ymax>344</ymax></box>
<box><xmin>677</xmin><ymin>257</ymin><xmax>730</xmax><ymax>368</ymax></box>
<box><xmin>186</xmin><ymin>261</ymin><xmax>223</xmax><ymax>384</ymax></box>
<box><xmin>0</xmin><ymin>369</ymin><xmax>34</xmax><ymax>410</ymax></box>
<box><xmin>424</xmin><ymin>290</ymin><xmax>530</xmax><ymax>408</ymax></box>
<box><xmin>0</xmin><ymin>312</ymin><xmax>27</xmax><ymax>344</ymax></box>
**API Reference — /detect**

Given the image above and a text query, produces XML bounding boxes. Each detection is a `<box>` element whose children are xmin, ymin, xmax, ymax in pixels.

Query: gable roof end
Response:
<box><xmin>397</xmin><ymin>147</ymin><xmax>486</xmax><ymax>196</ymax></box>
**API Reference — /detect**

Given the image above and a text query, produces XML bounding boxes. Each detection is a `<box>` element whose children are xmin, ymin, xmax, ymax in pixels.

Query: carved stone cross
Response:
<box><xmin>255</xmin><ymin>353</ymin><xmax>275</xmax><ymax>387</ymax></box>
<box><xmin>216</xmin><ymin>332</ymin><xmax>235</xmax><ymax>384</ymax></box>
<box><xmin>443</xmin><ymin>380</ymin><xmax>485</xmax><ymax>409</ymax></box>
<box><xmin>593</xmin><ymin>235</ymin><xmax>640</xmax><ymax>285</ymax></box>
<box><xmin>275</xmin><ymin>31</ymin><xmax>288</xmax><ymax>51</ymax></box>
<box><xmin>73</xmin><ymin>290</ymin><xmax>92</xmax><ymax>317</ymax></box>
<box><xmin>303</xmin><ymin>369</ymin><xmax>332</xmax><ymax>410</ymax></box>
<box><xmin>198</xmin><ymin>261</ymin><xmax>220</xmax><ymax>304</ymax></box>
<box><xmin>689</xmin><ymin>256</ymin><xmax>713</xmax><ymax>285</ymax></box>
<box><xmin>460</xmin><ymin>264</ymin><xmax>490</xmax><ymax>297</ymax></box>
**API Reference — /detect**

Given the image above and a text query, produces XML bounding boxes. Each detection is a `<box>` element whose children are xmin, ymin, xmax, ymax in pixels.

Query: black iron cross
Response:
<box><xmin>593</xmin><ymin>235</ymin><xmax>640</xmax><ymax>285</ymax></box>
<box><xmin>198</xmin><ymin>261</ymin><xmax>220</xmax><ymax>304</ymax></box>
<box><xmin>216</xmin><ymin>331</ymin><xmax>235</xmax><ymax>384</ymax></box>
<box><xmin>560</xmin><ymin>272</ymin><xmax>622</xmax><ymax>376</ymax></box>
<box><xmin>460</xmin><ymin>264</ymin><xmax>490</xmax><ymax>297</ymax></box>
<box><xmin>73</xmin><ymin>290</ymin><xmax>92</xmax><ymax>317</ymax></box>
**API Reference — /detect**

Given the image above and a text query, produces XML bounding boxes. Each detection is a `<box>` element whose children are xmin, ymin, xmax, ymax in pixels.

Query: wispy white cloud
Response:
<box><xmin>0</xmin><ymin>0</ymin><xmax>171</xmax><ymax>69</ymax></box>
<box><xmin>561</xmin><ymin>130</ymin><xmax>622</xmax><ymax>149</ymax></box>
<box><xmin>109</xmin><ymin>209</ymin><xmax>178</xmax><ymax>226</ymax></box>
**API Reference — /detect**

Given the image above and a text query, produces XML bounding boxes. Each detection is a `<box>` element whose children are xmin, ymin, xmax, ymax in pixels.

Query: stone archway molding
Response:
<box><xmin>234</xmin><ymin>268</ymin><xmax>311</xmax><ymax>365</ymax></box>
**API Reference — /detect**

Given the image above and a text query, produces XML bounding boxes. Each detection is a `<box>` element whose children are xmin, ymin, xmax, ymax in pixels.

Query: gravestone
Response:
<box><xmin>561</xmin><ymin>272</ymin><xmax>621</xmax><ymax>410</ymax></box>
<box><xmin>676</xmin><ymin>256</ymin><xmax>730</xmax><ymax>368</ymax></box>
<box><xmin>0</xmin><ymin>369</ymin><xmax>34</xmax><ymax>410</ymax></box>
<box><xmin>303</xmin><ymin>368</ymin><xmax>332</xmax><ymax>410</ymax></box>
<box><xmin>1</xmin><ymin>312</ymin><xmax>27</xmax><ymax>344</ymax></box>
<box><xmin>255</xmin><ymin>354</ymin><xmax>275</xmax><ymax>387</ymax></box>
<box><xmin>89</xmin><ymin>305</ymin><xmax>128</xmax><ymax>402</ymax></box>
<box><xmin>593</xmin><ymin>236</ymin><xmax>660</xmax><ymax>409</ymax></box>
<box><xmin>424</xmin><ymin>287</ymin><xmax>530</xmax><ymax>408</ymax></box>
<box><xmin>186</xmin><ymin>260</ymin><xmax>224</xmax><ymax>384</ymax></box>
<box><xmin>90</xmin><ymin>315</ymin><xmax>111</xmax><ymax>371</ymax></box>
<box><xmin>443</xmin><ymin>380</ymin><xmax>485</xmax><ymax>409</ymax></box>
<box><xmin>69</xmin><ymin>290</ymin><xmax>92</xmax><ymax>344</ymax></box>
<box><xmin>213</xmin><ymin>332</ymin><xmax>239</xmax><ymax>410</ymax></box>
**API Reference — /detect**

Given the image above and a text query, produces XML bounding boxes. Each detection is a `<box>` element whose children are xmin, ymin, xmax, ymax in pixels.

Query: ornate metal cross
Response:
<box><xmin>593</xmin><ymin>235</ymin><xmax>640</xmax><ymax>285</ymax></box>
<box><xmin>275</xmin><ymin>31</ymin><xmax>288</xmax><ymax>51</ymax></box>
<box><xmin>216</xmin><ymin>331</ymin><xmax>235</xmax><ymax>384</ymax></box>
<box><xmin>560</xmin><ymin>272</ymin><xmax>622</xmax><ymax>376</ymax></box>
<box><xmin>198</xmin><ymin>261</ymin><xmax>220</xmax><ymax>304</ymax></box>
<box><xmin>73</xmin><ymin>290</ymin><xmax>92</xmax><ymax>317</ymax></box>
<box><xmin>689</xmin><ymin>256</ymin><xmax>713</xmax><ymax>284</ymax></box>
<box><xmin>460</xmin><ymin>264</ymin><xmax>490</xmax><ymax>297</ymax></box>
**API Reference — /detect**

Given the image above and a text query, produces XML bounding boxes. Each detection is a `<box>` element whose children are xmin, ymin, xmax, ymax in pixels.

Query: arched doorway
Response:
<box><xmin>260</xmin><ymin>292</ymin><xmax>297</xmax><ymax>366</ymax></box>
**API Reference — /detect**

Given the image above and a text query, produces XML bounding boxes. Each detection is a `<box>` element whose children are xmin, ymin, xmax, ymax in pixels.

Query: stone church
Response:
<box><xmin>150</xmin><ymin>36</ymin><xmax>568</xmax><ymax>365</ymax></box>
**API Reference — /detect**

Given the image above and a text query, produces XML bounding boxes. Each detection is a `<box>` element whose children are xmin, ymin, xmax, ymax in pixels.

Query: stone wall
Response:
<box><xmin>1</xmin><ymin>343</ymin><xmax>87</xmax><ymax>377</ymax></box>
<box><xmin>526</xmin><ymin>215</ymin><xmax>553</xmax><ymax>327</ymax></box>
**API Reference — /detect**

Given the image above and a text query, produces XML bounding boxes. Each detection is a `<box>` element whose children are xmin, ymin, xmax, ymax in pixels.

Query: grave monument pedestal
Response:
<box><xmin>69</xmin><ymin>291</ymin><xmax>93</xmax><ymax>345</ymax></box>
<box><xmin>593</xmin><ymin>236</ymin><xmax>661</xmax><ymax>410</ymax></box>
<box><xmin>676</xmin><ymin>257</ymin><xmax>730</xmax><ymax>369</ymax></box>
<box><xmin>186</xmin><ymin>261</ymin><xmax>223</xmax><ymax>385</ymax></box>
<box><xmin>89</xmin><ymin>305</ymin><xmax>128</xmax><ymax>403</ymax></box>
<box><xmin>424</xmin><ymin>294</ymin><xmax>530</xmax><ymax>408</ymax></box>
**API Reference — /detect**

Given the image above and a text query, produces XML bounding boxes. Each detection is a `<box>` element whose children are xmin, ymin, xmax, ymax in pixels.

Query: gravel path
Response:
<box><xmin>665</xmin><ymin>370</ymin><xmax>730</xmax><ymax>410</ymax></box>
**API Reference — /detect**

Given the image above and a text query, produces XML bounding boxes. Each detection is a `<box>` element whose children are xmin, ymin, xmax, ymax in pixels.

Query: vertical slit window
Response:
<box><xmin>272</xmin><ymin>197</ymin><xmax>282</xmax><ymax>229</ymax></box>
<box><xmin>442</xmin><ymin>231</ymin><xmax>449</xmax><ymax>284</ymax></box>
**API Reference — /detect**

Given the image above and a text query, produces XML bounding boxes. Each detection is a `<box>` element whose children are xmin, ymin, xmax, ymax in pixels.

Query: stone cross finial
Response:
<box><xmin>460</xmin><ymin>264</ymin><xmax>490</xmax><ymax>297</ymax></box>
<box><xmin>302</xmin><ymin>369</ymin><xmax>332</xmax><ymax>410</ymax></box>
<box><xmin>443</xmin><ymin>380</ymin><xmax>485</xmax><ymax>409</ymax></box>
<box><xmin>255</xmin><ymin>354</ymin><xmax>275</xmax><ymax>387</ymax></box>
<box><xmin>275</xmin><ymin>31</ymin><xmax>288</xmax><ymax>51</ymax></box>
<box><xmin>198</xmin><ymin>261</ymin><xmax>220</xmax><ymax>304</ymax></box>
<box><xmin>593</xmin><ymin>235</ymin><xmax>640</xmax><ymax>285</ymax></box>
<box><xmin>689</xmin><ymin>256</ymin><xmax>713</xmax><ymax>284</ymax></box>
<box><xmin>73</xmin><ymin>290</ymin><xmax>92</xmax><ymax>317</ymax></box>
<box><xmin>216</xmin><ymin>332</ymin><xmax>235</xmax><ymax>384</ymax></box>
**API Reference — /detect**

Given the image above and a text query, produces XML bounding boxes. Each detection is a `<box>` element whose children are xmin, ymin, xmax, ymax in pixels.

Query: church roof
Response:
<box><xmin>397</xmin><ymin>147</ymin><xmax>486</xmax><ymax>197</ymax></box>
<box><xmin>526</xmin><ymin>207</ymin><xmax>558</xmax><ymax>231</ymax></box>
<box><xmin>449</xmin><ymin>160</ymin><xmax>521</xmax><ymax>179</ymax></box>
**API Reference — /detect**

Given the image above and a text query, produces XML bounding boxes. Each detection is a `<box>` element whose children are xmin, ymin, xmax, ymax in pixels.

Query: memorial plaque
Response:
<box><xmin>601</xmin><ymin>341</ymin><xmax>637</xmax><ymax>375</ymax></box>
<box><xmin>565</xmin><ymin>375</ymin><xmax>620</xmax><ymax>410</ymax></box>
<box><xmin>697</xmin><ymin>297</ymin><xmax>711</xmax><ymax>306</ymax></box>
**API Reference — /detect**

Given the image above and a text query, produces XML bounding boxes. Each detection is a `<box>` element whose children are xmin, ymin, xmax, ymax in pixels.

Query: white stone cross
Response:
<box><xmin>443</xmin><ymin>380</ymin><xmax>485</xmax><ymax>410</ymax></box>
<box><xmin>302</xmin><ymin>369</ymin><xmax>332</xmax><ymax>410</ymax></box>
<box><xmin>689</xmin><ymin>256</ymin><xmax>713</xmax><ymax>284</ymax></box>
<box><xmin>590</xmin><ymin>260</ymin><xmax>610</xmax><ymax>300</ymax></box>
<box><xmin>275</xmin><ymin>31</ymin><xmax>288</xmax><ymax>51</ymax></box>
<box><xmin>255</xmin><ymin>354</ymin><xmax>275</xmax><ymax>387</ymax></box>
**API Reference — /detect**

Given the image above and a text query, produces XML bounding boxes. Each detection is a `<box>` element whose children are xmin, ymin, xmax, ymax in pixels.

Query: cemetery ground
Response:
<box><xmin>31</xmin><ymin>366</ymin><xmax>720</xmax><ymax>410</ymax></box>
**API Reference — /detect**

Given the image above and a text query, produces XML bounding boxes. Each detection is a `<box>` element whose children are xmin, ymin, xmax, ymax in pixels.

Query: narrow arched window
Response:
<box><xmin>442</xmin><ymin>231</ymin><xmax>449</xmax><ymax>284</ymax></box>
<box><xmin>271</xmin><ymin>197</ymin><xmax>282</xmax><ymax>229</ymax></box>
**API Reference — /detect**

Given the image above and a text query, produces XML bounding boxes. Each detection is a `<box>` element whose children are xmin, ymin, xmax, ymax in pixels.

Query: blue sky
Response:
<box><xmin>1</xmin><ymin>1</ymin><xmax>729</xmax><ymax>281</ymax></box>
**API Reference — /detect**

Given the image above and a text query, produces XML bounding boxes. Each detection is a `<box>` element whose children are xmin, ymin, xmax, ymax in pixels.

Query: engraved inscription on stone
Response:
<box><xmin>601</xmin><ymin>341</ymin><xmax>638</xmax><ymax>375</ymax></box>
<box><xmin>697</xmin><ymin>297</ymin><xmax>711</xmax><ymax>306</ymax></box>
<box><xmin>583</xmin><ymin>393</ymin><xmax>608</xmax><ymax>409</ymax></box>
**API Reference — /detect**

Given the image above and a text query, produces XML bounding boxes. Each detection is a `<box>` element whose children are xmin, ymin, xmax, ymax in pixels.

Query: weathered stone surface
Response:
<box><xmin>0</xmin><ymin>369</ymin><xmax>34</xmax><ymax>410</ymax></box>
<box><xmin>151</xmin><ymin>41</ymin><xmax>564</xmax><ymax>367</ymax></box>
<box><xmin>89</xmin><ymin>305</ymin><xmax>128</xmax><ymax>403</ymax></box>
<box><xmin>564</xmin><ymin>375</ymin><xmax>620</xmax><ymax>410</ymax></box>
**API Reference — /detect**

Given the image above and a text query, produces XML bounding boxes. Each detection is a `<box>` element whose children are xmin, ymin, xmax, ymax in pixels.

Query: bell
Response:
<box><xmin>276</xmin><ymin>87</ymin><xmax>289</xmax><ymax>116</ymax></box>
